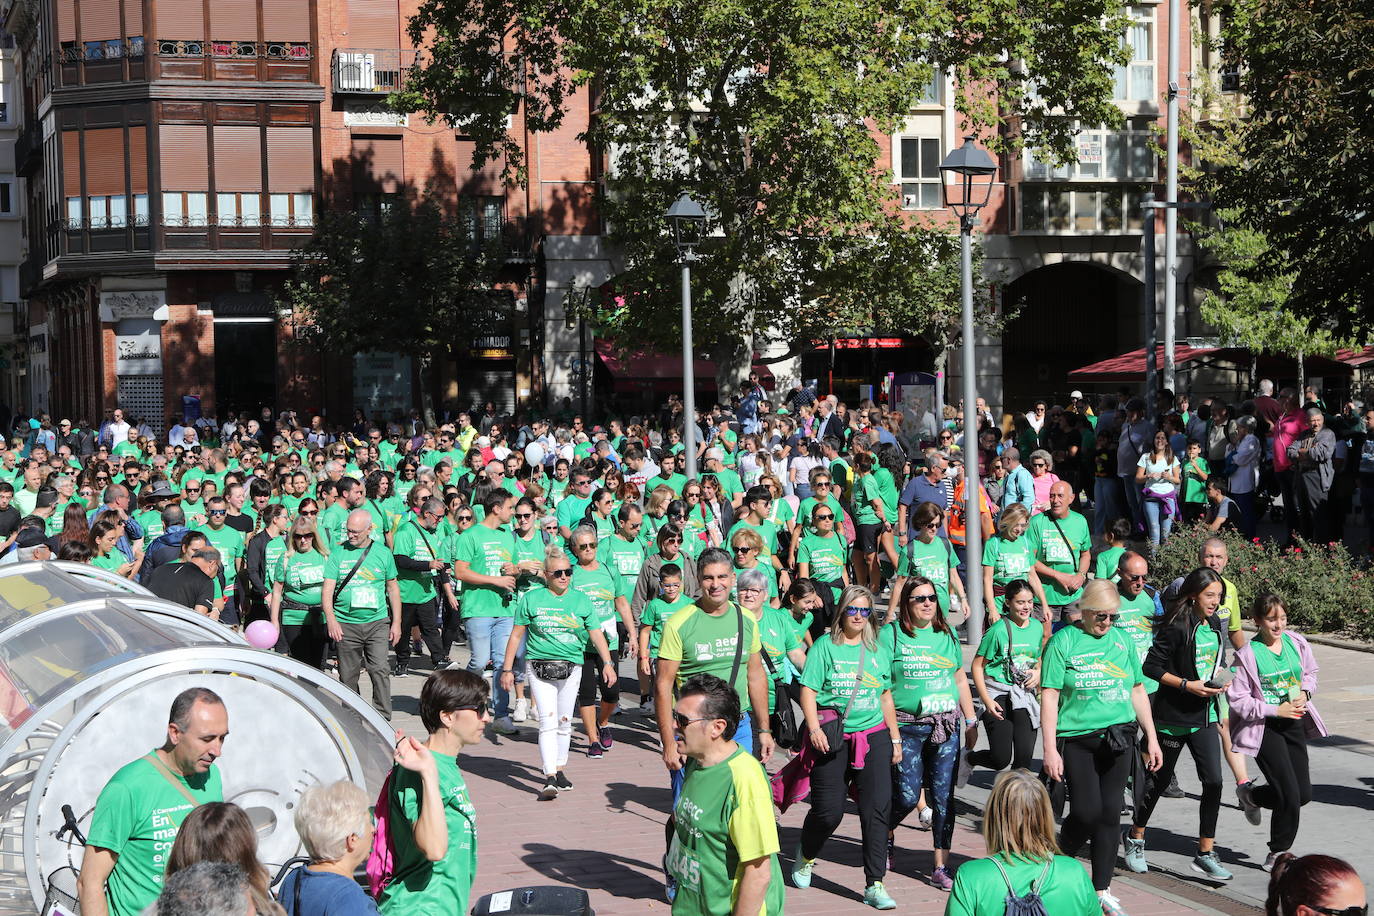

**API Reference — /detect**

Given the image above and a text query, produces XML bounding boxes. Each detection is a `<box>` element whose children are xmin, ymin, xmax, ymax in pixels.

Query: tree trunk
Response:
<box><xmin>1249</xmin><ymin>351</ymin><xmax>1258</xmax><ymax>398</ymax></box>
<box><xmin>418</xmin><ymin>352</ymin><xmax>438</xmax><ymax>427</ymax></box>
<box><xmin>932</xmin><ymin>335</ymin><xmax>948</xmax><ymax>415</ymax></box>
<box><xmin>710</xmin><ymin>336</ymin><xmax>751</xmax><ymax>403</ymax></box>
<box><xmin>1296</xmin><ymin>349</ymin><xmax>1305</xmax><ymax>402</ymax></box>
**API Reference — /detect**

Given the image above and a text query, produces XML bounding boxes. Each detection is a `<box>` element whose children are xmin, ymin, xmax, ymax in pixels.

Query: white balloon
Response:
<box><xmin>524</xmin><ymin>442</ymin><xmax>546</xmax><ymax>467</ymax></box>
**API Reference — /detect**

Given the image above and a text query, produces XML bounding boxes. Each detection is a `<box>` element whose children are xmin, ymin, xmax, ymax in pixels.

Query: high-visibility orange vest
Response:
<box><xmin>949</xmin><ymin>480</ymin><xmax>993</xmax><ymax>548</ymax></box>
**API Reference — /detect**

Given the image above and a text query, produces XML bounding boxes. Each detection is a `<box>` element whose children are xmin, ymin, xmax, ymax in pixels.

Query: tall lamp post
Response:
<box><xmin>939</xmin><ymin>136</ymin><xmax>998</xmax><ymax>649</ymax></box>
<box><xmin>667</xmin><ymin>192</ymin><xmax>707</xmax><ymax>480</ymax></box>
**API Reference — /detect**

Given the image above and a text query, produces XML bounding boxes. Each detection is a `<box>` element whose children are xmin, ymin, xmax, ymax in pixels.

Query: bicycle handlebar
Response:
<box><xmin>57</xmin><ymin>805</ymin><xmax>86</xmax><ymax>847</ymax></box>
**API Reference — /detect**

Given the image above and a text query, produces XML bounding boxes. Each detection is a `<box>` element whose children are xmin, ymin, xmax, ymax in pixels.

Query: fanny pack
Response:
<box><xmin>531</xmin><ymin>659</ymin><xmax>576</xmax><ymax>680</ymax></box>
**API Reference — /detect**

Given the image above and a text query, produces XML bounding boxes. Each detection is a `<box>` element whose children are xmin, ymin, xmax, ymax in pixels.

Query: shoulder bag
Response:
<box><xmin>815</xmin><ymin>642</ymin><xmax>866</xmax><ymax>748</ymax></box>
<box><xmin>760</xmin><ymin>648</ymin><xmax>799</xmax><ymax>750</ymax></box>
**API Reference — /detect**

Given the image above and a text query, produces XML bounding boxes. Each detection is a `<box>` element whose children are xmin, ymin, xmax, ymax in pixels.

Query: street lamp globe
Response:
<box><xmin>666</xmin><ymin>192</ymin><xmax>708</xmax><ymax>257</ymax></box>
<box><xmin>938</xmin><ymin>136</ymin><xmax>998</xmax><ymax>227</ymax></box>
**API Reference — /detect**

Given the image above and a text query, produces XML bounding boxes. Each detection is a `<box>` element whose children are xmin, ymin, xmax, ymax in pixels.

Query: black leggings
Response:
<box><xmin>1134</xmin><ymin>725</ymin><xmax>1223</xmax><ymax>838</ymax></box>
<box><xmin>577</xmin><ymin>651</ymin><xmax>620</xmax><ymax>707</ymax></box>
<box><xmin>1059</xmin><ymin>732</ymin><xmax>1132</xmax><ymax>891</ymax></box>
<box><xmin>281</xmin><ymin>619</ymin><xmax>328</xmax><ymax>669</ymax></box>
<box><xmin>1252</xmin><ymin>717</ymin><xmax>1312</xmax><ymax>853</ymax></box>
<box><xmin>395</xmin><ymin>599</ymin><xmax>444</xmax><ymax>664</ymax></box>
<box><xmin>799</xmin><ymin>729</ymin><xmax>893</xmax><ymax>886</ymax></box>
<box><xmin>969</xmin><ymin>694</ymin><xmax>1036</xmax><ymax>772</ymax></box>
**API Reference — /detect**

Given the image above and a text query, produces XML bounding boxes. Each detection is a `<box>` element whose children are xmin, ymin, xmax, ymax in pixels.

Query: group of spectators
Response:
<box><xmin>22</xmin><ymin>377</ymin><xmax>1368</xmax><ymax>916</ymax></box>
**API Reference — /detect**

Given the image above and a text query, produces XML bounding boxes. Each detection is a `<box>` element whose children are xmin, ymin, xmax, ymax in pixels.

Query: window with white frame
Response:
<box><xmin>896</xmin><ymin>135</ymin><xmax>943</xmax><ymax>210</ymax></box>
<box><xmin>1023</xmin><ymin>125</ymin><xmax>1156</xmax><ymax>181</ymax></box>
<box><xmin>66</xmin><ymin>196</ymin><xmax>83</xmax><ymax>229</ymax></box>
<box><xmin>1019</xmin><ymin>185</ymin><xmax>1147</xmax><ymax>233</ymax></box>
<box><xmin>87</xmin><ymin>195</ymin><xmax>128</xmax><ymax>229</ymax></box>
<box><xmin>133</xmin><ymin>194</ymin><xmax>149</xmax><ymax>226</ymax></box>
<box><xmin>216</xmin><ymin>192</ymin><xmax>261</xmax><ymax>228</ymax></box>
<box><xmin>1114</xmin><ymin>5</ymin><xmax>1155</xmax><ymax>102</ymax></box>
<box><xmin>268</xmin><ymin>193</ymin><xmax>314</xmax><ymax>228</ymax></box>
<box><xmin>162</xmin><ymin>192</ymin><xmax>209</xmax><ymax>227</ymax></box>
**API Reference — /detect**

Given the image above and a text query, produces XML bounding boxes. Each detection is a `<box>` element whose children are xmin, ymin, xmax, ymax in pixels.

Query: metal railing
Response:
<box><xmin>330</xmin><ymin>48</ymin><xmax>419</xmax><ymax>94</ymax></box>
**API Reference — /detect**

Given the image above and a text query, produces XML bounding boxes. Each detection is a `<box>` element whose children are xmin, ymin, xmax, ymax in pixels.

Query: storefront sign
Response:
<box><xmin>114</xmin><ymin>319</ymin><xmax>163</xmax><ymax>375</ymax></box>
<box><xmin>343</xmin><ymin>104</ymin><xmax>408</xmax><ymax>128</ymax></box>
<box><xmin>100</xmin><ymin>290</ymin><xmax>168</xmax><ymax>322</ymax></box>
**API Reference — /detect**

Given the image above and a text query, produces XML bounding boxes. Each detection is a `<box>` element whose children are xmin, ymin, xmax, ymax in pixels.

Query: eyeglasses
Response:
<box><xmin>548</xmin><ymin>568</ymin><xmax>573</xmax><ymax>578</ymax></box>
<box><xmin>737</xmin><ymin>586</ymin><xmax>762</xmax><ymax>595</ymax></box>
<box><xmin>813</xmin><ymin>513</ymin><xmax>834</xmax><ymax>521</ymax></box>
<box><xmin>1090</xmin><ymin>612</ymin><xmax>1122</xmax><ymax>622</ymax></box>
<box><xmin>844</xmin><ymin>605</ymin><xmax>872</xmax><ymax>617</ymax></box>
<box><xmin>1123</xmin><ymin>573</ymin><xmax>1147</xmax><ymax>581</ymax></box>
<box><xmin>908</xmin><ymin>594</ymin><xmax>937</xmax><ymax>604</ymax></box>
<box><xmin>672</xmin><ymin>712</ymin><xmax>715</xmax><ymax>730</ymax></box>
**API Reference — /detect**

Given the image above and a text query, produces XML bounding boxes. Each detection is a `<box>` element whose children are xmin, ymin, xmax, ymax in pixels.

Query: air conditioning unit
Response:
<box><xmin>336</xmin><ymin>52</ymin><xmax>375</xmax><ymax>91</ymax></box>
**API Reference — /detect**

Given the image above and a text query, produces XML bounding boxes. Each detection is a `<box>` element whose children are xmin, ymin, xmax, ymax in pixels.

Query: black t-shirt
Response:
<box><xmin>147</xmin><ymin>562</ymin><xmax>215</xmax><ymax>613</ymax></box>
<box><xmin>0</xmin><ymin>506</ymin><xmax>21</xmax><ymax>539</ymax></box>
<box><xmin>224</xmin><ymin>513</ymin><xmax>254</xmax><ymax>535</ymax></box>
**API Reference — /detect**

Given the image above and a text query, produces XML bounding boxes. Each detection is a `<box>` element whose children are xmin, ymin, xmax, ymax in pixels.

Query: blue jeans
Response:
<box><xmin>671</xmin><ymin>716</ymin><xmax>752</xmax><ymax>804</ymax></box>
<box><xmin>1143</xmin><ymin>498</ymin><xmax>1173</xmax><ymax>546</ymax></box>
<box><xmin>1093</xmin><ymin>477</ymin><xmax>1122</xmax><ymax>536</ymax></box>
<box><xmin>1120</xmin><ymin>475</ymin><xmax>1144</xmax><ymax>533</ymax></box>
<box><xmin>892</xmin><ymin>722</ymin><xmax>960</xmax><ymax>849</ymax></box>
<box><xmin>465</xmin><ymin>615</ymin><xmax>513</xmax><ymax>718</ymax></box>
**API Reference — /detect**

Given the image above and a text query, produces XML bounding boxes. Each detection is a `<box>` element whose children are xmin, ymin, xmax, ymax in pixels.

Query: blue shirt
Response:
<box><xmin>898</xmin><ymin>475</ymin><xmax>951</xmax><ymax>538</ymax></box>
<box><xmin>279</xmin><ymin>868</ymin><xmax>379</xmax><ymax>916</ymax></box>
<box><xmin>1001</xmin><ymin>465</ymin><xmax>1035</xmax><ymax>514</ymax></box>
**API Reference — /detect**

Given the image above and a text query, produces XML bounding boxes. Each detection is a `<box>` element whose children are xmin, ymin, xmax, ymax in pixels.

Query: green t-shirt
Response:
<box><xmin>512</xmin><ymin>531</ymin><xmax>546</xmax><ymax>596</ymax></box>
<box><xmin>1254</xmin><ymin>633</ymin><xmax>1304</xmax><ymax>706</ymax></box>
<box><xmin>1026</xmin><ymin>510</ymin><xmax>1091</xmax><ymax>605</ymax></box>
<box><xmin>318</xmin><ymin>501</ymin><xmax>349</xmax><ymax>546</ymax></box>
<box><xmin>324</xmin><ymin>542</ymin><xmax>397</xmax><ymax>624</ymax></box>
<box><xmin>873</xmin><ymin>467</ymin><xmax>899</xmax><ymax>524</ymax></box>
<box><xmin>797</xmin><ymin>531</ymin><xmax>847</xmax><ymax>587</ymax></box>
<box><xmin>901</xmin><ymin>536</ymin><xmax>958</xmax><ymax>612</ymax></box>
<box><xmin>754</xmin><ymin>604</ymin><xmax>802</xmax><ymax>713</ymax></box>
<box><xmin>885</xmin><ymin>622</ymin><xmax>960</xmax><ymax>717</ymax></box>
<box><xmin>947</xmin><ymin>854</ymin><xmax>1099</xmax><ymax>916</ymax></box>
<box><xmin>1040</xmin><ymin>624</ymin><xmax>1143</xmax><ymax>737</ymax></box>
<box><xmin>133</xmin><ymin>507</ymin><xmax>165</xmax><ymax>541</ymax></box>
<box><xmin>1182</xmin><ymin>455</ymin><xmax>1210</xmax><ymax>504</ymax></box>
<box><xmin>1174</xmin><ymin>621</ymin><xmax>1222</xmax><ymax>733</ymax></box>
<box><xmin>197</xmin><ymin>524</ymin><xmax>244</xmax><ymax>594</ymax></box>
<box><xmin>274</xmin><ymin>550</ymin><xmax>327</xmax><ymax>622</ymax></box>
<box><xmin>515</xmin><ymin>586</ymin><xmax>599</xmax><ymax>663</ymax></box>
<box><xmin>975</xmin><ymin>616</ymin><xmax>1043</xmax><ymax>686</ymax></box>
<box><xmin>598</xmin><ymin>534</ymin><xmax>647</xmax><ymax>583</ymax></box>
<box><xmin>668</xmin><ymin>747</ymin><xmax>785</xmax><ymax>916</ymax></box>
<box><xmin>393</xmin><ymin>520</ymin><xmax>442</xmax><ymax>603</ymax></box>
<box><xmin>93</xmin><ymin>550</ymin><xmax>128</xmax><ymax>573</ymax></box>
<box><xmin>981</xmin><ymin>534</ymin><xmax>1036</xmax><ymax>611</ymax></box>
<box><xmin>456</xmin><ymin>524</ymin><xmax>516</xmax><ymax>619</ymax></box>
<box><xmin>800</xmin><ymin>636</ymin><xmax>891</xmax><ymax>732</ymax></box>
<box><xmin>797</xmin><ymin>494</ymin><xmax>845</xmax><ymax>535</ymax></box>
<box><xmin>569</xmin><ymin>561</ymin><xmax>628</xmax><ymax>650</ymax></box>
<box><xmin>710</xmin><ymin>468</ymin><xmax>744</xmax><ymax>502</ymax></box>
<box><xmin>379</xmin><ymin>752</ymin><xmax>477</xmax><ymax>915</ymax></box>
<box><xmin>648</xmin><ymin>472</ymin><xmax>687</xmax><ymax>496</ymax></box>
<box><xmin>555</xmin><ymin>494</ymin><xmax>593</xmax><ymax>531</ymax></box>
<box><xmin>85</xmin><ymin>754</ymin><xmax>224</xmax><ymax>916</ymax></box>
<box><xmin>728</xmin><ymin>518</ymin><xmax>780</xmax><ymax>559</ymax></box>
<box><xmin>659</xmin><ymin>603</ymin><xmax>762</xmax><ymax>712</ymax></box>
<box><xmin>851</xmin><ymin>472</ymin><xmax>882</xmax><ymax>526</ymax></box>
<box><xmin>640</xmin><ymin>594</ymin><xmax>693</xmax><ymax>657</ymax></box>
<box><xmin>262</xmin><ymin>534</ymin><xmax>287</xmax><ymax>590</ymax></box>
<box><xmin>1093</xmin><ymin>545</ymin><xmax>1125</xmax><ymax>582</ymax></box>
<box><xmin>1114</xmin><ymin>590</ymin><xmax>1160</xmax><ymax>693</ymax></box>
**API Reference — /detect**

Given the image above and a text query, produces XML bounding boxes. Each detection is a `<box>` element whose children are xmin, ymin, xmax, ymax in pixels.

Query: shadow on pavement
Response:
<box><xmin>521</xmin><ymin>841</ymin><xmax>663</xmax><ymax>901</ymax></box>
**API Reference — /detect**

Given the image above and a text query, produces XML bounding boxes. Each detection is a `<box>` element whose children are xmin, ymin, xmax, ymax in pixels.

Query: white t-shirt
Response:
<box><xmin>1136</xmin><ymin>453</ymin><xmax>1179</xmax><ymax>496</ymax></box>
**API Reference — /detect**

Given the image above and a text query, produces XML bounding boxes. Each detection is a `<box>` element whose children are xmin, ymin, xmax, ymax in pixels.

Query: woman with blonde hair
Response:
<box><xmin>279</xmin><ymin>780</ymin><xmax>378</xmax><ymax>913</ymax></box>
<box><xmin>269</xmin><ymin>514</ymin><xmax>331</xmax><ymax>668</ymax></box>
<box><xmin>945</xmin><ymin>770</ymin><xmax>1097</xmax><ymax>913</ymax></box>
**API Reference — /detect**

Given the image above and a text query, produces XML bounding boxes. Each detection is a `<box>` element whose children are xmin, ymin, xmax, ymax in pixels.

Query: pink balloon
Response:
<box><xmin>244</xmin><ymin>620</ymin><xmax>279</xmax><ymax>649</ymax></box>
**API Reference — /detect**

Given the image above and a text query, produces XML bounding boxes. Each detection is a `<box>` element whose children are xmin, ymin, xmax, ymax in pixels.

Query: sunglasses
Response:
<box><xmin>293</xmin><ymin>534</ymin><xmax>314</xmax><ymax>541</ymax></box>
<box><xmin>1123</xmin><ymin>573</ymin><xmax>1147</xmax><ymax>581</ymax></box>
<box><xmin>549</xmin><ymin>568</ymin><xmax>573</xmax><ymax>578</ymax></box>
<box><xmin>672</xmin><ymin>712</ymin><xmax>714</xmax><ymax>730</ymax></box>
<box><xmin>813</xmin><ymin>513</ymin><xmax>834</xmax><ymax>521</ymax></box>
<box><xmin>814</xmin><ymin>482</ymin><xmax>831</xmax><ymax>488</ymax></box>
<box><xmin>908</xmin><ymin>594</ymin><xmax>937</xmax><ymax>604</ymax></box>
<box><xmin>514</xmin><ymin>512</ymin><xmax>534</xmax><ymax>520</ymax></box>
<box><xmin>456</xmin><ymin>514</ymin><xmax>474</xmax><ymax>522</ymax></box>
<box><xmin>448</xmin><ymin>704</ymin><xmax>492</xmax><ymax>718</ymax></box>
<box><xmin>299</xmin><ymin>509</ymin><xmax>318</xmax><ymax>516</ymax></box>
<box><xmin>574</xmin><ymin>542</ymin><xmax>597</xmax><ymax>550</ymax></box>
<box><xmin>1312</xmin><ymin>908</ymin><xmax>1368</xmax><ymax>916</ymax></box>
<box><xmin>1091</xmin><ymin>612</ymin><xmax>1122</xmax><ymax>622</ymax></box>
<box><xmin>208</xmin><ymin>510</ymin><xmax>227</xmax><ymax>516</ymax></box>
<box><xmin>844</xmin><ymin>605</ymin><xmax>872</xmax><ymax>617</ymax></box>
<box><xmin>662</xmin><ymin>536</ymin><xmax>683</xmax><ymax>544</ymax></box>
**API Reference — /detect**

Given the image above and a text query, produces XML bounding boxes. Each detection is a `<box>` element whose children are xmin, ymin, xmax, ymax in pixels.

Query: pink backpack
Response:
<box><xmin>364</xmin><ymin>770</ymin><xmax>395</xmax><ymax>898</ymax></box>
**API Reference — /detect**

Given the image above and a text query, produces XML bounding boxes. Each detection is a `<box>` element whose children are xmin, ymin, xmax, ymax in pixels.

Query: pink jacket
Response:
<box><xmin>1226</xmin><ymin>629</ymin><xmax>1327</xmax><ymax>756</ymax></box>
<box><xmin>1271</xmin><ymin>411</ymin><xmax>1309</xmax><ymax>473</ymax></box>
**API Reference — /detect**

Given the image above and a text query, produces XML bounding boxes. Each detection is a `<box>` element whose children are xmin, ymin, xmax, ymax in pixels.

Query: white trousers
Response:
<box><xmin>527</xmin><ymin>661</ymin><xmax>581</xmax><ymax>775</ymax></box>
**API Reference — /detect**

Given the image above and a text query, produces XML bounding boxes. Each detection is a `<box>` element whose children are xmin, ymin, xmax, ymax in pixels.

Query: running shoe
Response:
<box><xmin>955</xmin><ymin>747</ymin><xmax>973</xmax><ymax>788</ymax></box>
<box><xmin>918</xmin><ymin>805</ymin><xmax>934</xmax><ymax>829</ymax></box>
<box><xmin>791</xmin><ymin>844</ymin><xmax>815</xmax><ymax>889</ymax></box>
<box><xmin>491</xmin><ymin>716</ymin><xmax>518</xmax><ymax>736</ymax></box>
<box><xmin>930</xmin><ymin>866</ymin><xmax>953</xmax><ymax>892</ymax></box>
<box><xmin>1236</xmin><ymin>780</ymin><xmax>1263</xmax><ymax>826</ymax></box>
<box><xmin>554</xmin><ymin>771</ymin><xmax>573</xmax><ymax>791</ymax></box>
<box><xmin>599</xmin><ymin>724</ymin><xmax>613</xmax><ymax>749</ymax></box>
<box><xmin>538</xmin><ymin>776</ymin><xmax>559</xmax><ymax>801</ymax></box>
<box><xmin>512</xmin><ymin>698</ymin><xmax>529</xmax><ymax>723</ymax></box>
<box><xmin>1162</xmin><ymin>772</ymin><xmax>1185</xmax><ymax>798</ymax></box>
<box><xmin>411</xmin><ymin>638</ymin><xmax>424</xmax><ymax>655</ymax></box>
<box><xmin>864</xmin><ymin>881</ymin><xmax>897</xmax><ymax>909</ymax></box>
<box><xmin>586</xmin><ymin>740</ymin><xmax>604</xmax><ymax>758</ymax></box>
<box><xmin>391</xmin><ymin>662</ymin><xmax>409</xmax><ymax>677</ymax></box>
<box><xmin>1262</xmin><ymin>851</ymin><xmax>1281</xmax><ymax>873</ymax></box>
<box><xmin>1099</xmin><ymin>889</ymin><xmax>1130</xmax><ymax>916</ymax></box>
<box><xmin>1122</xmin><ymin>833</ymin><xmax>1148</xmax><ymax>873</ymax></box>
<box><xmin>1190</xmin><ymin>851</ymin><xmax>1233</xmax><ymax>881</ymax></box>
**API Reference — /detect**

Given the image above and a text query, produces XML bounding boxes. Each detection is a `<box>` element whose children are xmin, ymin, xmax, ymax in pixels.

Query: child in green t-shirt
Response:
<box><xmin>1091</xmin><ymin>517</ymin><xmax>1132</xmax><ymax>582</ymax></box>
<box><xmin>1181</xmin><ymin>439</ymin><xmax>1210</xmax><ymax>524</ymax></box>
<box><xmin>637</xmin><ymin>563</ymin><xmax>691</xmax><ymax>709</ymax></box>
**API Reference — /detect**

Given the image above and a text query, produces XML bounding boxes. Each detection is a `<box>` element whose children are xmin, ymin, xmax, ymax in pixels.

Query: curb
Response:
<box><xmin>1240</xmin><ymin>623</ymin><xmax>1374</xmax><ymax>654</ymax></box>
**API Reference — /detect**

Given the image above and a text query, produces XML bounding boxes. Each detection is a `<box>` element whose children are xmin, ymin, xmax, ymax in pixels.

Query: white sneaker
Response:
<box><xmin>491</xmin><ymin>715</ymin><xmax>518</xmax><ymax>735</ymax></box>
<box><xmin>918</xmin><ymin>806</ymin><xmax>934</xmax><ymax>829</ymax></box>
<box><xmin>512</xmin><ymin>698</ymin><xmax>530</xmax><ymax>723</ymax></box>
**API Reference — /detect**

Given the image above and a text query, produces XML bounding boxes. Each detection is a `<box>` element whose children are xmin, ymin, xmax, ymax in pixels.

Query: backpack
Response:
<box><xmin>989</xmin><ymin>856</ymin><xmax>1053</xmax><ymax>916</ymax></box>
<box><xmin>365</xmin><ymin>770</ymin><xmax>396</xmax><ymax>898</ymax></box>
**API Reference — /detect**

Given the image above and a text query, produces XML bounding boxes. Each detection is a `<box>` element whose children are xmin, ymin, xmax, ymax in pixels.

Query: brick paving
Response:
<box><xmin>384</xmin><ymin>661</ymin><xmax>1232</xmax><ymax>915</ymax></box>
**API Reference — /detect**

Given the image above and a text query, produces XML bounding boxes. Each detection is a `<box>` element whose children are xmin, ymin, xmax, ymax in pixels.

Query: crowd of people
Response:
<box><xmin>26</xmin><ymin>378</ymin><xmax>1368</xmax><ymax>916</ymax></box>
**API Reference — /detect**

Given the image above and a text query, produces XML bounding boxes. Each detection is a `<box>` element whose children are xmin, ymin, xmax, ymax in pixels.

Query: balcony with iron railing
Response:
<box><xmin>330</xmin><ymin>48</ymin><xmax>419</xmax><ymax>95</ymax></box>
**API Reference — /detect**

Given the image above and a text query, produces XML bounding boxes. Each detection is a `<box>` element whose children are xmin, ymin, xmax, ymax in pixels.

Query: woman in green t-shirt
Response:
<box><xmin>795</xmin><ymin>502</ymin><xmax>849</xmax><ymax>634</ymax></box>
<box><xmin>1125</xmin><ymin>567</ymin><xmax>1234</xmax><ymax>880</ymax></box>
<box><xmin>980</xmin><ymin>502</ymin><xmax>1049</xmax><ymax>624</ymax></box>
<box><xmin>380</xmin><ymin>669</ymin><xmax>485</xmax><ymax>916</ymax></box>
<box><xmin>946</xmin><ymin>769</ymin><xmax>1098</xmax><ymax>916</ymax></box>
<box><xmin>886</xmin><ymin>500</ymin><xmax>965</xmax><ymax>621</ymax></box>
<box><xmin>730</xmin><ymin>527</ymin><xmax>780</xmax><ymax>609</ymax></box>
<box><xmin>794</xmin><ymin>585</ymin><xmax>900</xmax><ymax>911</ymax></box>
<box><xmin>782</xmin><ymin>578</ymin><xmax>822</xmax><ymax>649</ymax></box>
<box><xmin>969</xmin><ymin>579</ymin><xmax>1043</xmax><ymax>775</ymax></box>
<box><xmin>269</xmin><ymin>516</ymin><xmax>330</xmax><ymax>669</ymax></box>
<box><xmin>1040</xmin><ymin>579</ymin><xmax>1163</xmax><ymax>913</ymax></box>
<box><xmin>500</xmin><ymin>545</ymin><xmax>616</xmax><ymax>800</ymax></box>
<box><xmin>885</xmin><ymin>576</ymin><xmax>977</xmax><ymax>892</ymax></box>
<box><xmin>88</xmin><ymin>517</ymin><xmax>141</xmax><ymax>579</ymax></box>
<box><xmin>849</xmin><ymin>452</ymin><xmax>888</xmax><ymax>593</ymax></box>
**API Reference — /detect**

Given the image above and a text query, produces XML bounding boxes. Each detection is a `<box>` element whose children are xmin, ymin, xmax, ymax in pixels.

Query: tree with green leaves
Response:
<box><xmin>283</xmin><ymin>193</ymin><xmax>508</xmax><ymax>421</ymax></box>
<box><xmin>1208</xmin><ymin>0</ymin><xmax>1374</xmax><ymax>342</ymax></box>
<box><xmin>397</xmin><ymin>0</ymin><xmax>1129</xmax><ymax>391</ymax></box>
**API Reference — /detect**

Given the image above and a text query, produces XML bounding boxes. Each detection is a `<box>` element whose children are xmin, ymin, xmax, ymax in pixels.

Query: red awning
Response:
<box><xmin>595</xmin><ymin>340</ymin><xmax>775</xmax><ymax>394</ymax></box>
<box><xmin>1068</xmin><ymin>345</ymin><xmax>1221</xmax><ymax>382</ymax></box>
<box><xmin>1336</xmin><ymin>346</ymin><xmax>1374</xmax><ymax>367</ymax></box>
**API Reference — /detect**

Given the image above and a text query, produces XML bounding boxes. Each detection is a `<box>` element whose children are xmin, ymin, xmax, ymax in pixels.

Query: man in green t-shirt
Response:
<box><xmin>702</xmin><ymin>448</ymin><xmax>745</xmax><ymax>508</ymax></box>
<box><xmin>79</xmin><ymin>687</ymin><xmax>228</xmax><ymax>916</ymax></box>
<box><xmin>668</xmin><ymin>674</ymin><xmax>785</xmax><ymax>916</ymax></box>
<box><xmin>1028</xmin><ymin>481</ymin><xmax>1091</xmax><ymax>623</ymax></box>
<box><xmin>657</xmin><ymin>548</ymin><xmax>775</xmax><ymax>800</ymax></box>
<box><xmin>391</xmin><ymin>496</ymin><xmax>453</xmax><ymax>676</ymax></box>
<box><xmin>323</xmin><ymin>509</ymin><xmax>401</xmax><ymax>721</ymax></box>
<box><xmin>195</xmin><ymin>496</ymin><xmax>245</xmax><ymax>622</ymax></box>
<box><xmin>318</xmin><ymin>476</ymin><xmax>365</xmax><ymax>546</ymax></box>
<box><xmin>454</xmin><ymin>489</ymin><xmax>520</xmax><ymax>734</ymax></box>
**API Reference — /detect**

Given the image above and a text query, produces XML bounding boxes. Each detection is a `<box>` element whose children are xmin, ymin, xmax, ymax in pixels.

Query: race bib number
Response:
<box><xmin>1043</xmin><ymin>537</ymin><xmax>1072</xmax><ymax>564</ymax></box>
<box><xmin>351</xmin><ymin>582</ymin><xmax>383</xmax><ymax>609</ymax></box>
<box><xmin>295</xmin><ymin>565</ymin><xmax>324</xmax><ymax>587</ymax></box>
<box><xmin>666</xmin><ymin>836</ymin><xmax>702</xmax><ymax>893</ymax></box>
